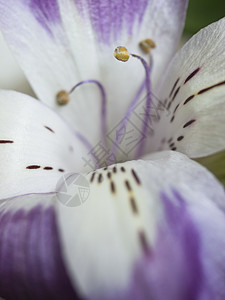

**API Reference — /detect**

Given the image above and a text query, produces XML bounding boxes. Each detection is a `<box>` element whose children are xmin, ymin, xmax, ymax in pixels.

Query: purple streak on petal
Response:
<box><xmin>107</xmin><ymin>190</ymin><xmax>204</xmax><ymax>300</ymax></box>
<box><xmin>74</xmin><ymin>0</ymin><xmax>148</xmax><ymax>44</ymax></box>
<box><xmin>137</xmin><ymin>0</ymin><xmax>148</xmax><ymax>26</ymax></box>
<box><xmin>158</xmin><ymin>190</ymin><xmax>203</xmax><ymax>299</ymax></box>
<box><xmin>98</xmin><ymin>0</ymin><xmax>111</xmax><ymax>44</ymax></box>
<box><xmin>0</xmin><ymin>205</ymin><xmax>82</xmax><ymax>300</ymax></box>
<box><xmin>123</xmin><ymin>0</ymin><xmax>134</xmax><ymax>36</ymax></box>
<box><xmin>111</xmin><ymin>1</ymin><xmax>123</xmax><ymax>40</ymax></box>
<box><xmin>29</xmin><ymin>0</ymin><xmax>61</xmax><ymax>33</ymax></box>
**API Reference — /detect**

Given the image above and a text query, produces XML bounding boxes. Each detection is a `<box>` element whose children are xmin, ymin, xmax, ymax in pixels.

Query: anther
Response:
<box><xmin>56</xmin><ymin>90</ymin><xmax>70</xmax><ymax>105</ymax></box>
<box><xmin>114</xmin><ymin>46</ymin><xmax>130</xmax><ymax>62</ymax></box>
<box><xmin>139</xmin><ymin>39</ymin><xmax>156</xmax><ymax>54</ymax></box>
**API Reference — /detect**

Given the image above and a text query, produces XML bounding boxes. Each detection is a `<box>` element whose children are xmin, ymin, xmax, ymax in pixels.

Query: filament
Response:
<box><xmin>130</xmin><ymin>53</ymin><xmax>152</xmax><ymax>158</ymax></box>
<box><xmin>69</xmin><ymin>79</ymin><xmax>107</xmax><ymax>147</ymax></box>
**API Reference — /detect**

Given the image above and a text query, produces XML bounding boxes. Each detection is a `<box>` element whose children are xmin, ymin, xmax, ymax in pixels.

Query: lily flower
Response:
<box><xmin>0</xmin><ymin>0</ymin><xmax>225</xmax><ymax>299</ymax></box>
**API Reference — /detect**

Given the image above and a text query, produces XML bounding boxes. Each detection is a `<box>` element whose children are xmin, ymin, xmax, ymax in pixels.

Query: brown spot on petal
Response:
<box><xmin>90</xmin><ymin>172</ymin><xmax>96</xmax><ymax>183</ymax></box>
<box><xmin>121</xmin><ymin>166</ymin><xmax>126</xmax><ymax>172</ymax></box>
<box><xmin>171</xmin><ymin>86</ymin><xmax>180</xmax><ymax>101</ymax></box>
<box><xmin>0</xmin><ymin>140</ymin><xmax>14</xmax><ymax>144</ymax></box>
<box><xmin>125</xmin><ymin>180</ymin><xmax>132</xmax><ymax>191</ymax></box>
<box><xmin>183</xmin><ymin>95</ymin><xmax>195</xmax><ymax>105</ymax></box>
<box><xmin>113</xmin><ymin>166</ymin><xmax>117</xmax><ymax>173</ymax></box>
<box><xmin>173</xmin><ymin>104</ymin><xmax>179</xmax><ymax>114</ymax></box>
<box><xmin>177</xmin><ymin>136</ymin><xmax>184</xmax><ymax>141</ymax></box>
<box><xmin>170</xmin><ymin>116</ymin><xmax>175</xmax><ymax>123</ymax></box>
<box><xmin>183</xmin><ymin>119</ymin><xmax>196</xmax><ymax>128</ymax></box>
<box><xmin>26</xmin><ymin>165</ymin><xmax>41</xmax><ymax>169</ymax></box>
<box><xmin>44</xmin><ymin>126</ymin><xmax>54</xmax><ymax>133</ymax></box>
<box><xmin>184</xmin><ymin>67</ymin><xmax>200</xmax><ymax>84</ymax></box>
<box><xmin>169</xmin><ymin>78</ymin><xmax>179</xmax><ymax>97</ymax></box>
<box><xmin>198</xmin><ymin>80</ymin><xmax>225</xmax><ymax>94</ymax></box>
<box><xmin>110</xmin><ymin>181</ymin><xmax>116</xmax><ymax>194</ymax></box>
<box><xmin>98</xmin><ymin>173</ymin><xmax>103</xmax><ymax>183</ymax></box>
<box><xmin>131</xmin><ymin>169</ymin><xmax>141</xmax><ymax>185</ymax></box>
<box><xmin>130</xmin><ymin>196</ymin><xmax>138</xmax><ymax>214</ymax></box>
<box><xmin>138</xmin><ymin>230</ymin><xmax>151</xmax><ymax>256</ymax></box>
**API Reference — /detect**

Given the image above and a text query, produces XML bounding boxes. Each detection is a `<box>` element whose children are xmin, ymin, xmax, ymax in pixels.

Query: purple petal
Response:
<box><xmin>75</xmin><ymin>0</ymin><xmax>148</xmax><ymax>44</ymax></box>
<box><xmin>156</xmin><ymin>190</ymin><xmax>203</xmax><ymax>299</ymax></box>
<box><xmin>0</xmin><ymin>203</ymin><xmax>81</xmax><ymax>300</ymax></box>
<box><xmin>120</xmin><ymin>190</ymin><xmax>203</xmax><ymax>300</ymax></box>
<box><xmin>106</xmin><ymin>189</ymin><xmax>225</xmax><ymax>300</ymax></box>
<box><xmin>29</xmin><ymin>0</ymin><xmax>61</xmax><ymax>33</ymax></box>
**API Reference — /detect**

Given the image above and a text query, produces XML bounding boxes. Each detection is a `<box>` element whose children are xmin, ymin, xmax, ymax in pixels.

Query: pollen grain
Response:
<box><xmin>56</xmin><ymin>90</ymin><xmax>70</xmax><ymax>105</ymax></box>
<box><xmin>114</xmin><ymin>46</ymin><xmax>130</xmax><ymax>62</ymax></box>
<box><xmin>139</xmin><ymin>38</ymin><xmax>156</xmax><ymax>54</ymax></box>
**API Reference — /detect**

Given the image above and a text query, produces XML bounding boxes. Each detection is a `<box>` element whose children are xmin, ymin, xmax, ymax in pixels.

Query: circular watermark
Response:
<box><xmin>56</xmin><ymin>173</ymin><xmax>90</xmax><ymax>207</ymax></box>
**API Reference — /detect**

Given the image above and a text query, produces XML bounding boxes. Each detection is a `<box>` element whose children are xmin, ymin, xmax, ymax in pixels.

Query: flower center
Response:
<box><xmin>55</xmin><ymin>40</ymin><xmax>156</xmax><ymax>169</ymax></box>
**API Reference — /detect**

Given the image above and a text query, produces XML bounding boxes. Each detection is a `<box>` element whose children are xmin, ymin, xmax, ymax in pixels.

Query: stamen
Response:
<box><xmin>56</xmin><ymin>90</ymin><xmax>70</xmax><ymax>105</ymax></box>
<box><xmin>131</xmin><ymin>53</ymin><xmax>152</xmax><ymax>158</ymax></box>
<box><xmin>114</xmin><ymin>46</ymin><xmax>130</xmax><ymax>62</ymax></box>
<box><xmin>69</xmin><ymin>80</ymin><xmax>107</xmax><ymax>147</ymax></box>
<box><xmin>56</xmin><ymin>80</ymin><xmax>107</xmax><ymax>148</ymax></box>
<box><xmin>139</xmin><ymin>39</ymin><xmax>156</xmax><ymax>54</ymax></box>
<box><xmin>111</xmin><ymin>54</ymin><xmax>156</xmax><ymax>161</ymax></box>
<box><xmin>112</xmin><ymin>46</ymin><xmax>154</xmax><ymax>159</ymax></box>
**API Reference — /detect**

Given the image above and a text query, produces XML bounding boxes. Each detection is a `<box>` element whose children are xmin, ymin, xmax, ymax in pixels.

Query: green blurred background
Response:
<box><xmin>184</xmin><ymin>0</ymin><xmax>225</xmax><ymax>35</ymax></box>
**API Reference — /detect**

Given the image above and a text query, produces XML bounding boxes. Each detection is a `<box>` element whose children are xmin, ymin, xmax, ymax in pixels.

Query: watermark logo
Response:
<box><xmin>56</xmin><ymin>173</ymin><xmax>90</xmax><ymax>207</ymax></box>
<box><xmin>82</xmin><ymin>90</ymin><xmax>170</xmax><ymax>171</ymax></box>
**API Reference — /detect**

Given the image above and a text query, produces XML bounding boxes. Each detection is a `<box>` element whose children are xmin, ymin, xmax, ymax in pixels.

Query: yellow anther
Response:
<box><xmin>56</xmin><ymin>90</ymin><xmax>70</xmax><ymax>105</ymax></box>
<box><xmin>114</xmin><ymin>46</ymin><xmax>130</xmax><ymax>62</ymax></box>
<box><xmin>139</xmin><ymin>39</ymin><xmax>156</xmax><ymax>54</ymax></box>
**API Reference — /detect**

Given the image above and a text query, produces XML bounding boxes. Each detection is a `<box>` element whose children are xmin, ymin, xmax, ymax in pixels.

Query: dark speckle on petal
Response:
<box><xmin>169</xmin><ymin>78</ymin><xmax>180</xmax><ymax>97</ymax></box>
<box><xmin>184</xmin><ymin>67</ymin><xmax>200</xmax><ymax>84</ymax></box>
<box><xmin>131</xmin><ymin>169</ymin><xmax>141</xmax><ymax>185</ymax></box>
<box><xmin>44</xmin><ymin>126</ymin><xmax>55</xmax><ymax>133</ymax></box>
<box><xmin>0</xmin><ymin>140</ymin><xmax>14</xmax><ymax>144</ymax></box>
<box><xmin>98</xmin><ymin>173</ymin><xmax>103</xmax><ymax>183</ymax></box>
<box><xmin>177</xmin><ymin>136</ymin><xmax>184</xmax><ymax>141</ymax></box>
<box><xmin>183</xmin><ymin>119</ymin><xmax>196</xmax><ymax>128</ymax></box>
<box><xmin>26</xmin><ymin>165</ymin><xmax>41</xmax><ymax>170</ymax></box>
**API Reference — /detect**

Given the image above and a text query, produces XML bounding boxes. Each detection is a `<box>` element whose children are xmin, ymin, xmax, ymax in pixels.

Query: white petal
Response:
<box><xmin>148</xmin><ymin>17</ymin><xmax>225</xmax><ymax>158</ymax></box>
<box><xmin>56</xmin><ymin>150</ymin><xmax>225</xmax><ymax>299</ymax></box>
<box><xmin>0</xmin><ymin>32</ymin><xmax>34</xmax><ymax>96</ymax></box>
<box><xmin>0</xmin><ymin>90</ymin><xmax>91</xmax><ymax>200</ymax></box>
<box><xmin>0</xmin><ymin>0</ymin><xmax>188</xmax><ymax>143</ymax></box>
